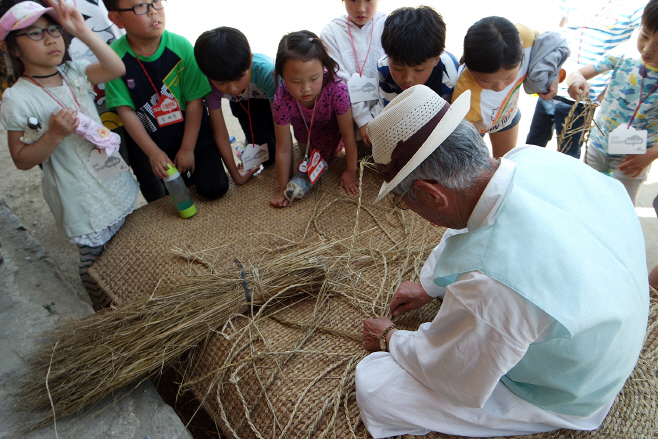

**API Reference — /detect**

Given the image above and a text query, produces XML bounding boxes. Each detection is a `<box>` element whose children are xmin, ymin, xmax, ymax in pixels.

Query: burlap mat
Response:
<box><xmin>191</xmin><ymin>287</ymin><xmax>658</xmax><ymax>439</ymax></box>
<box><xmin>89</xmin><ymin>154</ymin><xmax>431</xmax><ymax>304</ymax></box>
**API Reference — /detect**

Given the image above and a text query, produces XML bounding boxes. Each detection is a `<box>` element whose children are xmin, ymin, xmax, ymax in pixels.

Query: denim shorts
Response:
<box><xmin>479</xmin><ymin>110</ymin><xmax>522</xmax><ymax>137</ymax></box>
<box><xmin>497</xmin><ymin>109</ymin><xmax>522</xmax><ymax>132</ymax></box>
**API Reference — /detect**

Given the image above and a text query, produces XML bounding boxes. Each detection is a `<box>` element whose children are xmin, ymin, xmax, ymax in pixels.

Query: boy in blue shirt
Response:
<box><xmin>194</xmin><ymin>27</ymin><xmax>277</xmax><ymax>185</ymax></box>
<box><xmin>104</xmin><ymin>0</ymin><xmax>228</xmax><ymax>202</ymax></box>
<box><xmin>371</xmin><ymin>6</ymin><xmax>459</xmax><ymax>118</ymax></box>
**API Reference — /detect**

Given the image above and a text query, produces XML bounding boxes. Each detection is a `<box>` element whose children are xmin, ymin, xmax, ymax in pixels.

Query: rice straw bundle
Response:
<box><xmin>17</xmin><ymin>238</ymin><xmax>344</xmax><ymax>432</ymax></box>
<box><xmin>556</xmin><ymin>95</ymin><xmax>599</xmax><ymax>160</ymax></box>
<box><xmin>181</xmin><ymin>220</ymin><xmax>441</xmax><ymax>439</ymax></box>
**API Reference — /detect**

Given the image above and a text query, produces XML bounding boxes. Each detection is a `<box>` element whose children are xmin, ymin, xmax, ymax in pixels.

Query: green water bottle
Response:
<box><xmin>164</xmin><ymin>164</ymin><xmax>197</xmax><ymax>218</ymax></box>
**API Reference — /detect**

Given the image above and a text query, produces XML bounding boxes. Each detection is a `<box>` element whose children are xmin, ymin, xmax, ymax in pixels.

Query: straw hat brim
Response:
<box><xmin>375</xmin><ymin>90</ymin><xmax>472</xmax><ymax>203</ymax></box>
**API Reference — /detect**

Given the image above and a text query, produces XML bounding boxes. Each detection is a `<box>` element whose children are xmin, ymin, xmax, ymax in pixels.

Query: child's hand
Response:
<box><xmin>339</xmin><ymin>170</ymin><xmax>360</xmax><ymax>195</ymax></box>
<box><xmin>174</xmin><ymin>149</ymin><xmax>195</xmax><ymax>174</ymax></box>
<box><xmin>568</xmin><ymin>80</ymin><xmax>590</xmax><ymax>100</ymax></box>
<box><xmin>45</xmin><ymin>0</ymin><xmax>89</xmax><ymax>39</ymax></box>
<box><xmin>148</xmin><ymin>149</ymin><xmax>173</xmax><ymax>180</ymax></box>
<box><xmin>618</xmin><ymin>151</ymin><xmax>657</xmax><ymax>178</ymax></box>
<box><xmin>270</xmin><ymin>190</ymin><xmax>290</xmax><ymax>208</ymax></box>
<box><xmin>537</xmin><ymin>76</ymin><xmax>559</xmax><ymax>101</ymax></box>
<box><xmin>48</xmin><ymin>107</ymin><xmax>79</xmax><ymax>141</ymax></box>
<box><xmin>234</xmin><ymin>166</ymin><xmax>259</xmax><ymax>185</ymax></box>
<box><xmin>359</xmin><ymin>124</ymin><xmax>371</xmax><ymax>147</ymax></box>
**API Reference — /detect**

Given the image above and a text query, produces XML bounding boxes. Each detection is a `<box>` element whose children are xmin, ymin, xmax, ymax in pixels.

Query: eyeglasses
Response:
<box><xmin>118</xmin><ymin>0</ymin><xmax>166</xmax><ymax>15</ymax></box>
<box><xmin>16</xmin><ymin>25</ymin><xmax>63</xmax><ymax>41</ymax></box>
<box><xmin>392</xmin><ymin>187</ymin><xmax>410</xmax><ymax>210</ymax></box>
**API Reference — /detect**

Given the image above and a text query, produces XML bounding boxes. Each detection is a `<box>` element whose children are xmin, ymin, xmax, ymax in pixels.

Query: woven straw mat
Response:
<box><xmin>191</xmin><ymin>285</ymin><xmax>658</xmax><ymax>439</ymax></box>
<box><xmin>88</xmin><ymin>154</ymin><xmax>433</xmax><ymax>304</ymax></box>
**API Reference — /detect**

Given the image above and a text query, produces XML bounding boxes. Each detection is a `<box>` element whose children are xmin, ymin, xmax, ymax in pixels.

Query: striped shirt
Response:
<box><xmin>558</xmin><ymin>0</ymin><xmax>645</xmax><ymax>100</ymax></box>
<box><xmin>375</xmin><ymin>52</ymin><xmax>459</xmax><ymax>111</ymax></box>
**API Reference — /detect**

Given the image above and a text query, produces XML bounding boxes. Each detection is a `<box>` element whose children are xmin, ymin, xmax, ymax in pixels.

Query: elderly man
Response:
<box><xmin>355</xmin><ymin>85</ymin><xmax>649</xmax><ymax>438</ymax></box>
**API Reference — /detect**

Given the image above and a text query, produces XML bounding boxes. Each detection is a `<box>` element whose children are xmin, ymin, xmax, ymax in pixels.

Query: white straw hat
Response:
<box><xmin>367</xmin><ymin>85</ymin><xmax>471</xmax><ymax>203</ymax></box>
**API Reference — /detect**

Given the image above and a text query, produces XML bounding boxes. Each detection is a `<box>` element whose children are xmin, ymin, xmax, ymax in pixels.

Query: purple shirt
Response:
<box><xmin>273</xmin><ymin>74</ymin><xmax>351</xmax><ymax>161</ymax></box>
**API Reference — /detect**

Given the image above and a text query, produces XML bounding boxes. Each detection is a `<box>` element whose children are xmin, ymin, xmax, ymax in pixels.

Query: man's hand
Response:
<box><xmin>390</xmin><ymin>281</ymin><xmax>434</xmax><ymax>318</ymax></box>
<box><xmin>362</xmin><ymin>316</ymin><xmax>395</xmax><ymax>351</ymax></box>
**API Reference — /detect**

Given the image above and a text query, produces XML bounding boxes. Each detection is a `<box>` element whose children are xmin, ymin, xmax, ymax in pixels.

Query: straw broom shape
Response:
<box><xmin>17</xmin><ymin>240</ymin><xmax>340</xmax><ymax>432</ymax></box>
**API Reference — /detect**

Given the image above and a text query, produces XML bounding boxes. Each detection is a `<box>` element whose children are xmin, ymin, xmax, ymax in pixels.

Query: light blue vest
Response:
<box><xmin>433</xmin><ymin>147</ymin><xmax>649</xmax><ymax>417</ymax></box>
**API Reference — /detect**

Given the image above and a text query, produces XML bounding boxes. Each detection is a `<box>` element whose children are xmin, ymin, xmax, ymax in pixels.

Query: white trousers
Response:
<box><xmin>355</xmin><ymin>352</ymin><xmax>613</xmax><ymax>439</ymax></box>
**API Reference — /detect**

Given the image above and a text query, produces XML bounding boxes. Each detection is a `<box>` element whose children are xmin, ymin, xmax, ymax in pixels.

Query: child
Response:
<box><xmin>104</xmin><ymin>0</ymin><xmax>228</xmax><ymax>202</ymax></box>
<box><xmin>321</xmin><ymin>0</ymin><xmax>386</xmax><ymax>147</ymax></box>
<box><xmin>567</xmin><ymin>0</ymin><xmax>658</xmax><ymax>205</ymax></box>
<box><xmin>269</xmin><ymin>30</ymin><xmax>359</xmax><ymax>208</ymax></box>
<box><xmin>0</xmin><ymin>0</ymin><xmax>139</xmax><ymax>310</ymax></box>
<box><xmin>194</xmin><ymin>27</ymin><xmax>276</xmax><ymax>185</ymax></box>
<box><xmin>372</xmin><ymin>6</ymin><xmax>459</xmax><ymax>117</ymax></box>
<box><xmin>452</xmin><ymin>17</ymin><xmax>563</xmax><ymax>158</ymax></box>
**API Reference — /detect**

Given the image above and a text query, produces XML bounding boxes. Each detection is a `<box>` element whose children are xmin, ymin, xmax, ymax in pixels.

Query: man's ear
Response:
<box><xmin>107</xmin><ymin>11</ymin><xmax>125</xmax><ymax>29</ymax></box>
<box><xmin>0</xmin><ymin>41</ymin><xmax>8</xmax><ymax>54</ymax></box>
<box><xmin>413</xmin><ymin>180</ymin><xmax>449</xmax><ymax>208</ymax></box>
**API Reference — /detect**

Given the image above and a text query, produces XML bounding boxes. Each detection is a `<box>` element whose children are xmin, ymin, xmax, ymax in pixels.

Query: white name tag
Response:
<box><xmin>241</xmin><ymin>143</ymin><xmax>269</xmax><ymax>171</ymax></box>
<box><xmin>608</xmin><ymin>125</ymin><xmax>647</xmax><ymax>155</ymax></box>
<box><xmin>347</xmin><ymin>73</ymin><xmax>379</xmax><ymax>103</ymax></box>
<box><xmin>88</xmin><ymin>149</ymin><xmax>129</xmax><ymax>180</ymax></box>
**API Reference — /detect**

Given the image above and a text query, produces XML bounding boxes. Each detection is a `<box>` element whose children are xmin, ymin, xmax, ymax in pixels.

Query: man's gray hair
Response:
<box><xmin>393</xmin><ymin>120</ymin><xmax>492</xmax><ymax>201</ymax></box>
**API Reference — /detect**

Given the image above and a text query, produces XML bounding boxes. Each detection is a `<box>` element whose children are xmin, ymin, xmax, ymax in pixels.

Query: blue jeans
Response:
<box><xmin>525</xmin><ymin>98</ymin><xmax>585</xmax><ymax>159</ymax></box>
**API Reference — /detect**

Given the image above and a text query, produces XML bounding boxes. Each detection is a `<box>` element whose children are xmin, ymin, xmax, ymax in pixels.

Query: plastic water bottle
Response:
<box><xmin>230</xmin><ymin>136</ymin><xmax>245</xmax><ymax>161</ymax></box>
<box><xmin>164</xmin><ymin>164</ymin><xmax>197</xmax><ymax>218</ymax></box>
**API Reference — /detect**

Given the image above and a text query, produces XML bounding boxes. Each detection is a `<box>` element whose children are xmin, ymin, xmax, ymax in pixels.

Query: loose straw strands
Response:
<box><xmin>17</xmin><ymin>240</ymin><xmax>337</xmax><ymax>432</ymax></box>
<box><xmin>557</xmin><ymin>95</ymin><xmax>599</xmax><ymax>160</ymax></box>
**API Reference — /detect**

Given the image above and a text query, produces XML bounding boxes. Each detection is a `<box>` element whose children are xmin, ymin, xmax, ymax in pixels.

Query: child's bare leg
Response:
<box><xmin>489</xmin><ymin>125</ymin><xmax>519</xmax><ymax>159</ymax></box>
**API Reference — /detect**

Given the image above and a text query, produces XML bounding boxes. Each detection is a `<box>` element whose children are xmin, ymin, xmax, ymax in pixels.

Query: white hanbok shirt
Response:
<box><xmin>356</xmin><ymin>146</ymin><xmax>615</xmax><ymax>438</ymax></box>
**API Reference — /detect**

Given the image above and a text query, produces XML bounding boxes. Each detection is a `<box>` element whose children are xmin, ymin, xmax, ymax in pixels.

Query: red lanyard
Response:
<box><xmin>236</xmin><ymin>97</ymin><xmax>255</xmax><ymax>146</ymax></box>
<box><xmin>26</xmin><ymin>72</ymin><xmax>82</xmax><ymax>111</ymax></box>
<box><xmin>127</xmin><ymin>38</ymin><xmax>160</xmax><ymax>98</ymax></box>
<box><xmin>628</xmin><ymin>65</ymin><xmax>658</xmax><ymax>127</ymax></box>
<box><xmin>347</xmin><ymin>17</ymin><xmax>374</xmax><ymax>77</ymax></box>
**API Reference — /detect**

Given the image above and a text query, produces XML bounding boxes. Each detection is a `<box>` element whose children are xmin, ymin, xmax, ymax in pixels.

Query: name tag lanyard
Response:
<box><xmin>236</xmin><ymin>91</ymin><xmax>255</xmax><ymax>147</ymax></box>
<box><xmin>628</xmin><ymin>65</ymin><xmax>658</xmax><ymax>128</ymax></box>
<box><xmin>296</xmin><ymin>94</ymin><xmax>319</xmax><ymax>172</ymax></box>
<box><xmin>26</xmin><ymin>73</ymin><xmax>82</xmax><ymax>112</ymax></box>
<box><xmin>26</xmin><ymin>73</ymin><xmax>96</xmax><ymax>151</ymax></box>
<box><xmin>127</xmin><ymin>38</ymin><xmax>184</xmax><ymax>125</ymax></box>
<box><xmin>347</xmin><ymin>17</ymin><xmax>374</xmax><ymax>77</ymax></box>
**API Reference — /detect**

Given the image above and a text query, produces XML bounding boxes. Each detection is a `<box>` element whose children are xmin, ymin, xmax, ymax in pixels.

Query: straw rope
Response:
<box><xmin>556</xmin><ymin>95</ymin><xmax>599</xmax><ymax>162</ymax></box>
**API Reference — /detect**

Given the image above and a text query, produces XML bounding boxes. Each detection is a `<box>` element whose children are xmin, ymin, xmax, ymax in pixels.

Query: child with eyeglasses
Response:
<box><xmin>0</xmin><ymin>0</ymin><xmax>139</xmax><ymax>310</ymax></box>
<box><xmin>104</xmin><ymin>0</ymin><xmax>229</xmax><ymax>202</ymax></box>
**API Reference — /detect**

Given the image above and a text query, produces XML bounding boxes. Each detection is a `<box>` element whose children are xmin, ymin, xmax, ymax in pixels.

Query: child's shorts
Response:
<box><xmin>480</xmin><ymin>110</ymin><xmax>522</xmax><ymax>137</ymax></box>
<box><xmin>586</xmin><ymin>146</ymin><xmax>650</xmax><ymax>205</ymax></box>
